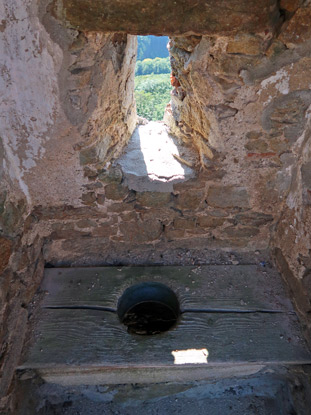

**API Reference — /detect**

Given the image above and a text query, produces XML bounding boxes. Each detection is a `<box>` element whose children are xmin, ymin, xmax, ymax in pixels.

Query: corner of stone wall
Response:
<box><xmin>271</xmin><ymin>119</ymin><xmax>311</xmax><ymax>346</ymax></box>
<box><xmin>272</xmin><ymin>247</ymin><xmax>311</xmax><ymax>347</ymax></box>
<box><xmin>0</xmin><ymin>191</ymin><xmax>45</xmax><ymax>412</ymax></box>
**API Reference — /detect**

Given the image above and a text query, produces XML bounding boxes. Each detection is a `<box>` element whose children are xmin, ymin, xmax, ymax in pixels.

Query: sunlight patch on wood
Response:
<box><xmin>172</xmin><ymin>348</ymin><xmax>209</xmax><ymax>365</ymax></box>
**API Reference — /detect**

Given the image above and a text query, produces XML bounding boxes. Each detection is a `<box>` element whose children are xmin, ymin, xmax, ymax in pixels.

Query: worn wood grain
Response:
<box><xmin>42</xmin><ymin>265</ymin><xmax>294</xmax><ymax>311</ymax></box>
<box><xmin>24</xmin><ymin>308</ymin><xmax>311</xmax><ymax>369</ymax></box>
<box><xmin>22</xmin><ymin>265</ymin><xmax>311</xmax><ymax>385</ymax></box>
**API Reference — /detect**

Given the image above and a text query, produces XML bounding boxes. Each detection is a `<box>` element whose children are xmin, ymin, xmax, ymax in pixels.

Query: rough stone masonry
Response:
<box><xmin>1</xmin><ymin>0</ymin><xmax>311</xmax><ymax>412</ymax></box>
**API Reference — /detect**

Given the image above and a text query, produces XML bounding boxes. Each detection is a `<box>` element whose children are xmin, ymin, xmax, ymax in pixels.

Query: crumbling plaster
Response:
<box><xmin>1</xmin><ymin>0</ymin><xmax>137</xmax><ymax>208</ymax></box>
<box><xmin>0</xmin><ymin>0</ymin><xmax>65</xmax><ymax>205</ymax></box>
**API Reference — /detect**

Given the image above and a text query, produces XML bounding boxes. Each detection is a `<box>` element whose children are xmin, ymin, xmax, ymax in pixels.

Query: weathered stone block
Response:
<box><xmin>207</xmin><ymin>186</ymin><xmax>250</xmax><ymax>208</ymax></box>
<box><xmin>0</xmin><ymin>237</ymin><xmax>13</xmax><ymax>274</ymax></box>
<box><xmin>279</xmin><ymin>8</ymin><xmax>311</xmax><ymax>47</ymax></box>
<box><xmin>107</xmin><ymin>203</ymin><xmax>128</xmax><ymax>213</ymax></box>
<box><xmin>59</xmin><ymin>237</ymin><xmax>110</xmax><ymax>261</ymax></box>
<box><xmin>0</xmin><ymin>191</ymin><xmax>6</xmax><ymax>216</ymax></box>
<box><xmin>215</xmin><ymin>53</ymin><xmax>261</xmax><ymax>77</ymax></box>
<box><xmin>10</xmin><ymin>247</ymin><xmax>29</xmax><ymax>273</ymax></box>
<box><xmin>50</xmin><ymin>229</ymin><xmax>92</xmax><ymax>240</ymax></box>
<box><xmin>245</xmin><ymin>140</ymin><xmax>269</xmax><ymax>153</ymax></box>
<box><xmin>96</xmin><ymin>194</ymin><xmax>106</xmax><ymax>205</ymax></box>
<box><xmin>80</xmin><ymin>140</ymin><xmax>110</xmax><ymax>166</ymax></box>
<box><xmin>223</xmin><ymin>226</ymin><xmax>260</xmax><ymax>238</ymax></box>
<box><xmin>175</xmin><ymin>190</ymin><xmax>205</xmax><ymax>210</ymax></box>
<box><xmin>279</xmin><ymin>0</ymin><xmax>301</xmax><ymax>13</ymax></box>
<box><xmin>261</xmin><ymin>92</ymin><xmax>311</xmax><ymax>143</ymax></box>
<box><xmin>51</xmin><ymin>222</ymin><xmax>75</xmax><ymax>231</ymax></box>
<box><xmin>92</xmin><ymin>224</ymin><xmax>118</xmax><ymax>237</ymax></box>
<box><xmin>76</xmin><ymin>219</ymin><xmax>97</xmax><ymax>228</ymax></box>
<box><xmin>98</xmin><ymin>166</ymin><xmax>123</xmax><ymax>184</ymax></box>
<box><xmin>234</xmin><ymin>212</ymin><xmax>274</xmax><ymax>226</ymax></box>
<box><xmin>120</xmin><ymin>211</ymin><xmax>137</xmax><ymax>222</ymax></box>
<box><xmin>172</xmin><ymin>36</ymin><xmax>202</xmax><ymax>52</ymax></box>
<box><xmin>119</xmin><ymin>220</ymin><xmax>162</xmax><ymax>243</ymax></box>
<box><xmin>246</xmin><ymin>131</ymin><xmax>263</xmax><ymax>140</ymax></box>
<box><xmin>198</xmin><ymin>215</ymin><xmax>226</xmax><ymax>227</ymax></box>
<box><xmin>226</xmin><ymin>34</ymin><xmax>263</xmax><ymax>55</ymax></box>
<box><xmin>265</xmin><ymin>39</ymin><xmax>287</xmax><ymax>57</ymax></box>
<box><xmin>52</xmin><ymin>0</ymin><xmax>279</xmax><ymax>36</ymax></box>
<box><xmin>269</xmin><ymin>138</ymin><xmax>290</xmax><ymax>154</ymax></box>
<box><xmin>165</xmin><ymin>228</ymin><xmax>185</xmax><ymax>241</ymax></box>
<box><xmin>83</xmin><ymin>167</ymin><xmax>98</xmax><ymax>180</ymax></box>
<box><xmin>32</xmin><ymin>205</ymin><xmax>105</xmax><ymax>221</ymax></box>
<box><xmin>174</xmin><ymin>217</ymin><xmax>197</xmax><ymax>229</ymax></box>
<box><xmin>81</xmin><ymin>192</ymin><xmax>96</xmax><ymax>205</ymax></box>
<box><xmin>301</xmin><ymin>161</ymin><xmax>311</xmax><ymax>205</ymax></box>
<box><xmin>208</xmin><ymin>209</ymin><xmax>229</xmax><ymax>218</ymax></box>
<box><xmin>173</xmin><ymin>179</ymin><xmax>205</xmax><ymax>192</ymax></box>
<box><xmin>0</xmin><ymin>199</ymin><xmax>26</xmax><ymax>236</ymax></box>
<box><xmin>301</xmin><ymin>161</ymin><xmax>311</xmax><ymax>188</ymax></box>
<box><xmin>136</xmin><ymin>192</ymin><xmax>171</xmax><ymax>208</ymax></box>
<box><xmin>207</xmin><ymin>104</ymin><xmax>238</xmax><ymax>120</ymax></box>
<box><xmin>105</xmin><ymin>184</ymin><xmax>129</xmax><ymax>201</ymax></box>
<box><xmin>83</xmin><ymin>182</ymin><xmax>103</xmax><ymax>191</ymax></box>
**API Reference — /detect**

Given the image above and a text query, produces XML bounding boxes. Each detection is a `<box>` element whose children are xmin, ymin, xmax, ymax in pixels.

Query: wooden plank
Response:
<box><xmin>24</xmin><ymin>308</ymin><xmax>311</xmax><ymax>370</ymax></box>
<box><xmin>42</xmin><ymin>265</ymin><xmax>294</xmax><ymax>311</ymax></box>
<box><xmin>19</xmin><ymin>364</ymin><xmax>268</xmax><ymax>386</ymax></box>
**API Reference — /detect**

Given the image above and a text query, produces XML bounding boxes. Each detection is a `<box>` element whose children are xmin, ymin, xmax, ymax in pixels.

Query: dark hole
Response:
<box><xmin>117</xmin><ymin>282</ymin><xmax>180</xmax><ymax>335</ymax></box>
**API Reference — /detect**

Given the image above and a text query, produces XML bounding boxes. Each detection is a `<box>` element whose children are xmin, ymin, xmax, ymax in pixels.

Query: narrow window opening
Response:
<box><xmin>115</xmin><ymin>35</ymin><xmax>196</xmax><ymax>192</ymax></box>
<box><xmin>135</xmin><ymin>36</ymin><xmax>171</xmax><ymax>121</ymax></box>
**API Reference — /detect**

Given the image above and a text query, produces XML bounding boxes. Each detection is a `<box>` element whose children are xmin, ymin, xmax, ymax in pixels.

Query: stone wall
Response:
<box><xmin>0</xmin><ymin>113</ymin><xmax>44</xmax><ymax>411</ymax></box>
<box><xmin>1</xmin><ymin>0</ymin><xmax>311</xmax><ymax>411</ymax></box>
<box><xmin>0</xmin><ymin>2</ymin><xmax>43</xmax><ymax>407</ymax></box>
<box><xmin>40</xmin><ymin>2</ymin><xmax>311</xmax><ymax>268</ymax></box>
<box><xmin>51</xmin><ymin>0</ymin><xmax>280</xmax><ymax>36</ymax></box>
<box><xmin>0</xmin><ymin>0</ymin><xmax>137</xmax><ymax>409</ymax></box>
<box><xmin>272</xmin><ymin>119</ymin><xmax>311</xmax><ymax>340</ymax></box>
<box><xmin>165</xmin><ymin>2</ymin><xmax>311</xmax><ymax>338</ymax></box>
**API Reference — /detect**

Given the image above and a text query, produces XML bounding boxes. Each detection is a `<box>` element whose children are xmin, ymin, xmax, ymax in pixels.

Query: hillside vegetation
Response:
<box><xmin>135</xmin><ymin>57</ymin><xmax>170</xmax><ymax>76</ymax></box>
<box><xmin>135</xmin><ymin>36</ymin><xmax>171</xmax><ymax>121</ymax></box>
<box><xmin>135</xmin><ymin>74</ymin><xmax>171</xmax><ymax>121</ymax></box>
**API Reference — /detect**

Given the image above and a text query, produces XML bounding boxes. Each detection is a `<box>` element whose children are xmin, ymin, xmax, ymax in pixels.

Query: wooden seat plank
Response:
<box><xmin>24</xmin><ymin>308</ymin><xmax>311</xmax><ymax>370</ymax></box>
<box><xmin>42</xmin><ymin>265</ymin><xmax>294</xmax><ymax>311</ymax></box>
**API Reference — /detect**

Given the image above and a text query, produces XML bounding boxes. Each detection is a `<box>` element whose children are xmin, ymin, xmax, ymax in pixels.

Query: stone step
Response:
<box><xmin>17</xmin><ymin>366</ymin><xmax>311</xmax><ymax>415</ymax></box>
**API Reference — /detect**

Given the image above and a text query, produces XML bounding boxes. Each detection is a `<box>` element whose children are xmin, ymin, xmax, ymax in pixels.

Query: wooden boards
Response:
<box><xmin>21</xmin><ymin>265</ymin><xmax>311</xmax><ymax>385</ymax></box>
<box><xmin>41</xmin><ymin>265</ymin><xmax>294</xmax><ymax>311</ymax></box>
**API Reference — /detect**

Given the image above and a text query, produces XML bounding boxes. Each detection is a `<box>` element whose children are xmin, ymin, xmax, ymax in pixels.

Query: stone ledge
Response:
<box><xmin>117</xmin><ymin>122</ymin><xmax>196</xmax><ymax>192</ymax></box>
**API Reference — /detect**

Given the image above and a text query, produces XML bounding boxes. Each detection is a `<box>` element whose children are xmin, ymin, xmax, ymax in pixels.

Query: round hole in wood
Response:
<box><xmin>117</xmin><ymin>282</ymin><xmax>180</xmax><ymax>335</ymax></box>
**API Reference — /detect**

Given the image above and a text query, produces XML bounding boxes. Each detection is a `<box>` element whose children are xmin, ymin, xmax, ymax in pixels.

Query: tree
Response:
<box><xmin>135</xmin><ymin>60</ymin><xmax>142</xmax><ymax>75</ymax></box>
<box><xmin>135</xmin><ymin>74</ymin><xmax>171</xmax><ymax>121</ymax></box>
<box><xmin>135</xmin><ymin>57</ymin><xmax>171</xmax><ymax>76</ymax></box>
<box><xmin>141</xmin><ymin>58</ymin><xmax>154</xmax><ymax>75</ymax></box>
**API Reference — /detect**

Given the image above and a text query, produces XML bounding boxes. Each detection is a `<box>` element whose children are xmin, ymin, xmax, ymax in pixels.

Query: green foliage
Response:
<box><xmin>135</xmin><ymin>57</ymin><xmax>171</xmax><ymax>76</ymax></box>
<box><xmin>137</xmin><ymin>36</ymin><xmax>169</xmax><ymax>60</ymax></box>
<box><xmin>135</xmin><ymin>74</ymin><xmax>171</xmax><ymax>121</ymax></box>
<box><xmin>135</xmin><ymin>37</ymin><xmax>171</xmax><ymax>121</ymax></box>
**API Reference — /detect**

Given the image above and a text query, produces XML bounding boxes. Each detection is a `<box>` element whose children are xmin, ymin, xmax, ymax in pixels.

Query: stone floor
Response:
<box><xmin>16</xmin><ymin>366</ymin><xmax>311</xmax><ymax>414</ymax></box>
